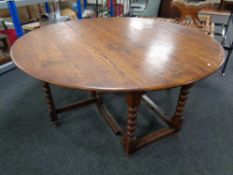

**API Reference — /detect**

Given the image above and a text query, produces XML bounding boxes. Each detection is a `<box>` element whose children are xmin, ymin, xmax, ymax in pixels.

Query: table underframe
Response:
<box><xmin>42</xmin><ymin>81</ymin><xmax>193</xmax><ymax>155</ymax></box>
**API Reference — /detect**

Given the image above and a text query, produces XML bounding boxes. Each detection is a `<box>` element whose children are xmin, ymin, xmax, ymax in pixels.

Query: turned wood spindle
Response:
<box><xmin>124</xmin><ymin>92</ymin><xmax>142</xmax><ymax>155</ymax></box>
<box><xmin>42</xmin><ymin>82</ymin><xmax>59</xmax><ymax>127</ymax></box>
<box><xmin>170</xmin><ymin>84</ymin><xmax>193</xmax><ymax>132</ymax></box>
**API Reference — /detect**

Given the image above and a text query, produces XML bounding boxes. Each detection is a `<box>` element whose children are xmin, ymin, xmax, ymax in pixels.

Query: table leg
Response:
<box><xmin>91</xmin><ymin>91</ymin><xmax>103</xmax><ymax>105</ymax></box>
<box><xmin>124</xmin><ymin>92</ymin><xmax>142</xmax><ymax>155</ymax></box>
<box><xmin>170</xmin><ymin>84</ymin><xmax>193</xmax><ymax>132</ymax></box>
<box><xmin>42</xmin><ymin>82</ymin><xmax>59</xmax><ymax>127</ymax></box>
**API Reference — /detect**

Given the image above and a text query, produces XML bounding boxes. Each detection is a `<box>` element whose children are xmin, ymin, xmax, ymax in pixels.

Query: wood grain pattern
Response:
<box><xmin>11</xmin><ymin>18</ymin><xmax>224</xmax><ymax>92</ymax></box>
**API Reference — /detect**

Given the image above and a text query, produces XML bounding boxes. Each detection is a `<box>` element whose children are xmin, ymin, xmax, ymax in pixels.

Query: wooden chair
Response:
<box><xmin>220</xmin><ymin>0</ymin><xmax>233</xmax><ymax>9</ymax></box>
<box><xmin>154</xmin><ymin>17</ymin><xmax>214</xmax><ymax>37</ymax></box>
<box><xmin>171</xmin><ymin>0</ymin><xmax>216</xmax><ymax>28</ymax></box>
<box><xmin>155</xmin><ymin>0</ymin><xmax>216</xmax><ymax>38</ymax></box>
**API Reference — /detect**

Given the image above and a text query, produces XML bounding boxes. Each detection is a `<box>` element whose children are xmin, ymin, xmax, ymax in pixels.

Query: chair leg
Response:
<box><xmin>42</xmin><ymin>82</ymin><xmax>59</xmax><ymax>127</ymax></box>
<box><xmin>170</xmin><ymin>84</ymin><xmax>193</xmax><ymax>132</ymax></box>
<box><xmin>219</xmin><ymin>0</ymin><xmax>224</xmax><ymax>10</ymax></box>
<box><xmin>123</xmin><ymin>92</ymin><xmax>142</xmax><ymax>155</ymax></box>
<box><xmin>221</xmin><ymin>49</ymin><xmax>232</xmax><ymax>76</ymax></box>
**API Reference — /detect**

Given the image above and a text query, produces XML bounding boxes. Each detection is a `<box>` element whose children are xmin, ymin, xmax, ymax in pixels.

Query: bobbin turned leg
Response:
<box><xmin>124</xmin><ymin>92</ymin><xmax>142</xmax><ymax>155</ymax></box>
<box><xmin>42</xmin><ymin>82</ymin><xmax>59</xmax><ymax>127</ymax></box>
<box><xmin>170</xmin><ymin>84</ymin><xmax>193</xmax><ymax>132</ymax></box>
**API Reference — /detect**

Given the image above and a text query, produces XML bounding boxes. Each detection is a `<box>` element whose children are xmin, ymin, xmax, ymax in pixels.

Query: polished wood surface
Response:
<box><xmin>11</xmin><ymin>18</ymin><xmax>224</xmax><ymax>92</ymax></box>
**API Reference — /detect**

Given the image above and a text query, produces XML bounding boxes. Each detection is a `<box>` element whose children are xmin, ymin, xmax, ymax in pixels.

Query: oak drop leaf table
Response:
<box><xmin>11</xmin><ymin>18</ymin><xmax>224</xmax><ymax>155</ymax></box>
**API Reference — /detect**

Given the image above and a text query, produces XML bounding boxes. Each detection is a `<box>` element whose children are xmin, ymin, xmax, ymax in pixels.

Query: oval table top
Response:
<box><xmin>11</xmin><ymin>18</ymin><xmax>224</xmax><ymax>92</ymax></box>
